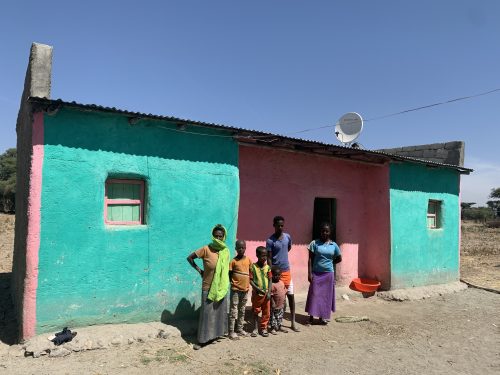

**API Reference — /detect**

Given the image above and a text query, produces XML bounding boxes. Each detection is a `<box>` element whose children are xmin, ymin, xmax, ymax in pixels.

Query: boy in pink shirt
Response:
<box><xmin>269</xmin><ymin>266</ymin><xmax>288</xmax><ymax>334</ymax></box>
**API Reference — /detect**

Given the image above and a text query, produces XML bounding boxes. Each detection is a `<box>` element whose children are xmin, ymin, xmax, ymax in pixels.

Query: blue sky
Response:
<box><xmin>0</xmin><ymin>1</ymin><xmax>498</xmax><ymax>204</ymax></box>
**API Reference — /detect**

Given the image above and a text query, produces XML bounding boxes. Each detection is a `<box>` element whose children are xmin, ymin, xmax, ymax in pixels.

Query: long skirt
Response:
<box><xmin>197</xmin><ymin>290</ymin><xmax>228</xmax><ymax>344</ymax></box>
<box><xmin>305</xmin><ymin>271</ymin><xmax>335</xmax><ymax>320</ymax></box>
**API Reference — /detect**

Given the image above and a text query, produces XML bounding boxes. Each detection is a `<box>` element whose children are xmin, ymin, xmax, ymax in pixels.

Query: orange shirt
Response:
<box><xmin>229</xmin><ymin>256</ymin><xmax>252</xmax><ymax>292</ymax></box>
<box><xmin>195</xmin><ymin>245</ymin><xmax>219</xmax><ymax>291</ymax></box>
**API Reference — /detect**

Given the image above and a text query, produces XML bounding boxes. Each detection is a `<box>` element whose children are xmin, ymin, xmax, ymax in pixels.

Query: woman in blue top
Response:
<box><xmin>305</xmin><ymin>222</ymin><xmax>342</xmax><ymax>325</ymax></box>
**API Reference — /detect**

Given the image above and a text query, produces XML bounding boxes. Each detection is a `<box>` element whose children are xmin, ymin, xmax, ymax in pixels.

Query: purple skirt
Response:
<box><xmin>305</xmin><ymin>271</ymin><xmax>335</xmax><ymax>319</ymax></box>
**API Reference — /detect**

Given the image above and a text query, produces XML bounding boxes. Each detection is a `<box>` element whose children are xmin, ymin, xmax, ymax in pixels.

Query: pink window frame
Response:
<box><xmin>104</xmin><ymin>178</ymin><xmax>145</xmax><ymax>225</ymax></box>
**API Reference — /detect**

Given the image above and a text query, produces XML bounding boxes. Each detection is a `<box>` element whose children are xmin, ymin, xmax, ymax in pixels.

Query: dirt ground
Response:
<box><xmin>460</xmin><ymin>220</ymin><xmax>500</xmax><ymax>290</ymax></box>
<box><xmin>0</xmin><ymin>214</ymin><xmax>499</xmax><ymax>374</ymax></box>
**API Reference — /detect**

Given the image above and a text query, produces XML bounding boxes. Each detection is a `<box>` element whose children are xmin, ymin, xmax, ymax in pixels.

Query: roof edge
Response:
<box><xmin>28</xmin><ymin>96</ymin><xmax>473</xmax><ymax>174</ymax></box>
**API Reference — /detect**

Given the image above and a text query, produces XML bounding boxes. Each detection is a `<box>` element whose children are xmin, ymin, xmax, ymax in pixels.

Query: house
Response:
<box><xmin>12</xmin><ymin>43</ymin><xmax>471</xmax><ymax>341</ymax></box>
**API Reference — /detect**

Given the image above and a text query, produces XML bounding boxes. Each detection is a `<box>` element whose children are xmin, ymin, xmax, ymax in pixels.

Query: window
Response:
<box><xmin>105</xmin><ymin>179</ymin><xmax>145</xmax><ymax>225</ymax></box>
<box><xmin>427</xmin><ymin>200</ymin><xmax>441</xmax><ymax>229</ymax></box>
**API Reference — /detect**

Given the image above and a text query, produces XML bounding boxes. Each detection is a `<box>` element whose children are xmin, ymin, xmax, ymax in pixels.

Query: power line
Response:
<box><xmin>366</xmin><ymin>87</ymin><xmax>500</xmax><ymax>122</ymax></box>
<box><xmin>289</xmin><ymin>87</ymin><xmax>500</xmax><ymax>135</ymax></box>
<box><xmin>155</xmin><ymin>87</ymin><xmax>500</xmax><ymax>139</ymax></box>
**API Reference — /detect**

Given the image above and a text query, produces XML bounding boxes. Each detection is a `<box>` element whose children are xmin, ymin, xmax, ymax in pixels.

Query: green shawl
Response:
<box><xmin>207</xmin><ymin>225</ymin><xmax>230</xmax><ymax>302</ymax></box>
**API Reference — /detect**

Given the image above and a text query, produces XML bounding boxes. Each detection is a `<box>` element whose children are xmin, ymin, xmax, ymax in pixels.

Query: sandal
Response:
<box><xmin>251</xmin><ymin>331</ymin><xmax>258</xmax><ymax>337</ymax></box>
<box><xmin>236</xmin><ymin>330</ymin><xmax>249</xmax><ymax>337</ymax></box>
<box><xmin>269</xmin><ymin>329</ymin><xmax>278</xmax><ymax>335</ymax></box>
<box><xmin>260</xmin><ymin>330</ymin><xmax>269</xmax><ymax>337</ymax></box>
<box><xmin>318</xmin><ymin>319</ymin><xmax>328</xmax><ymax>326</ymax></box>
<box><xmin>279</xmin><ymin>328</ymin><xmax>288</xmax><ymax>333</ymax></box>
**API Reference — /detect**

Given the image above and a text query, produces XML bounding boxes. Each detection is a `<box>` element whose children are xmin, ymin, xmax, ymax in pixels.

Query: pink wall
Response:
<box><xmin>237</xmin><ymin>145</ymin><xmax>391</xmax><ymax>294</ymax></box>
<box><xmin>23</xmin><ymin>112</ymin><xmax>44</xmax><ymax>338</ymax></box>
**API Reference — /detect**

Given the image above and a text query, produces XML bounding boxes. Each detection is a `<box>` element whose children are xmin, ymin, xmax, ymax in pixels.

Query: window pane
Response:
<box><xmin>427</xmin><ymin>215</ymin><xmax>436</xmax><ymax>228</ymax></box>
<box><xmin>132</xmin><ymin>205</ymin><xmax>140</xmax><ymax>221</ymax></box>
<box><xmin>428</xmin><ymin>202</ymin><xmax>436</xmax><ymax>214</ymax></box>
<box><xmin>108</xmin><ymin>204</ymin><xmax>122</xmax><ymax>221</ymax></box>
<box><xmin>107</xmin><ymin>183</ymin><xmax>140</xmax><ymax>200</ymax></box>
<box><xmin>107</xmin><ymin>204</ymin><xmax>140</xmax><ymax>222</ymax></box>
<box><xmin>122</xmin><ymin>205</ymin><xmax>132</xmax><ymax>220</ymax></box>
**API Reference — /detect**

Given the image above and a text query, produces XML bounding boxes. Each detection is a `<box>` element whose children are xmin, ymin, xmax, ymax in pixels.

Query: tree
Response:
<box><xmin>487</xmin><ymin>187</ymin><xmax>500</xmax><ymax>218</ymax></box>
<box><xmin>462</xmin><ymin>207</ymin><xmax>493</xmax><ymax>221</ymax></box>
<box><xmin>0</xmin><ymin>148</ymin><xmax>16</xmax><ymax>212</ymax></box>
<box><xmin>490</xmin><ymin>187</ymin><xmax>500</xmax><ymax>199</ymax></box>
<box><xmin>461</xmin><ymin>202</ymin><xmax>476</xmax><ymax>209</ymax></box>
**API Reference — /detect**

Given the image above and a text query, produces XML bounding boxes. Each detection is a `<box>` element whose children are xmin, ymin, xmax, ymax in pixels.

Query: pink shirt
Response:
<box><xmin>271</xmin><ymin>280</ymin><xmax>287</xmax><ymax>309</ymax></box>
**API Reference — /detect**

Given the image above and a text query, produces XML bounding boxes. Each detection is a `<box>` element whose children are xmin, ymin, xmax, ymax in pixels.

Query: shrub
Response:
<box><xmin>462</xmin><ymin>207</ymin><xmax>494</xmax><ymax>222</ymax></box>
<box><xmin>0</xmin><ymin>148</ymin><xmax>16</xmax><ymax>213</ymax></box>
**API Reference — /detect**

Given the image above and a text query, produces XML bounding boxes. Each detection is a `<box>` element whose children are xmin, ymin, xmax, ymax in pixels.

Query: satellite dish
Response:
<box><xmin>335</xmin><ymin>112</ymin><xmax>363</xmax><ymax>146</ymax></box>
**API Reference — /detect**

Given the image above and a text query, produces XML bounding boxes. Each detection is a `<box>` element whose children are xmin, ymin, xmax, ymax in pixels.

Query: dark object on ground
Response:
<box><xmin>485</xmin><ymin>220</ymin><xmax>500</xmax><ymax>228</ymax></box>
<box><xmin>460</xmin><ymin>279</ymin><xmax>500</xmax><ymax>294</ymax></box>
<box><xmin>51</xmin><ymin>327</ymin><xmax>77</xmax><ymax>346</ymax></box>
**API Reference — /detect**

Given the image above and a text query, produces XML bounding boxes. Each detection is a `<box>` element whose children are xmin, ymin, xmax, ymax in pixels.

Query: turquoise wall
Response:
<box><xmin>390</xmin><ymin>163</ymin><xmax>460</xmax><ymax>289</ymax></box>
<box><xmin>37</xmin><ymin>108</ymin><xmax>239</xmax><ymax>333</ymax></box>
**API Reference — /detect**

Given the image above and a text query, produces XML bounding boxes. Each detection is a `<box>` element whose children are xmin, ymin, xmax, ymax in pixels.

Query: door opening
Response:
<box><xmin>312</xmin><ymin>198</ymin><xmax>336</xmax><ymax>242</ymax></box>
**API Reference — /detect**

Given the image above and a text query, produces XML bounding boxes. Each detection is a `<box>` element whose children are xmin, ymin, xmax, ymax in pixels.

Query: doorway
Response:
<box><xmin>312</xmin><ymin>197</ymin><xmax>336</xmax><ymax>241</ymax></box>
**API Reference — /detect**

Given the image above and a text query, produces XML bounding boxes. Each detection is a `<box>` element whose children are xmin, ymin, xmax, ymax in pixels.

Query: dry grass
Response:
<box><xmin>461</xmin><ymin>220</ymin><xmax>500</xmax><ymax>256</ymax></box>
<box><xmin>0</xmin><ymin>213</ymin><xmax>15</xmax><ymax>273</ymax></box>
<box><xmin>460</xmin><ymin>220</ymin><xmax>500</xmax><ymax>290</ymax></box>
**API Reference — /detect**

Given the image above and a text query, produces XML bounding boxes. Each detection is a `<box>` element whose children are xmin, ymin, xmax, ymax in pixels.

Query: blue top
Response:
<box><xmin>266</xmin><ymin>233</ymin><xmax>292</xmax><ymax>271</ymax></box>
<box><xmin>308</xmin><ymin>239</ymin><xmax>341</xmax><ymax>273</ymax></box>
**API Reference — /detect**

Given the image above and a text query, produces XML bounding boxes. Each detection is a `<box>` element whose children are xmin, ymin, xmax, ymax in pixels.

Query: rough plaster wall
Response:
<box><xmin>35</xmin><ymin>108</ymin><xmax>239</xmax><ymax>334</ymax></box>
<box><xmin>12</xmin><ymin>43</ymin><xmax>52</xmax><ymax>341</ymax></box>
<box><xmin>390</xmin><ymin>163</ymin><xmax>460</xmax><ymax>289</ymax></box>
<box><xmin>378</xmin><ymin>141</ymin><xmax>465</xmax><ymax>167</ymax></box>
<box><xmin>237</xmin><ymin>145</ymin><xmax>391</xmax><ymax>292</ymax></box>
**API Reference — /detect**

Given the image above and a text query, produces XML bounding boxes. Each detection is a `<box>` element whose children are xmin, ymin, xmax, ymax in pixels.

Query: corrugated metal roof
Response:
<box><xmin>28</xmin><ymin>97</ymin><xmax>473</xmax><ymax>174</ymax></box>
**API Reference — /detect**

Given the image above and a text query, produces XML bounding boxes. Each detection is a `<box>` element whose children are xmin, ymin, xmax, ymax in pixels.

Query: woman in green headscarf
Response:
<box><xmin>187</xmin><ymin>224</ymin><xmax>230</xmax><ymax>349</ymax></box>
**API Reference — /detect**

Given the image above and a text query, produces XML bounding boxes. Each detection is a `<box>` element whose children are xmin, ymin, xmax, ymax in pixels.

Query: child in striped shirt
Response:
<box><xmin>250</xmin><ymin>246</ymin><xmax>272</xmax><ymax>337</ymax></box>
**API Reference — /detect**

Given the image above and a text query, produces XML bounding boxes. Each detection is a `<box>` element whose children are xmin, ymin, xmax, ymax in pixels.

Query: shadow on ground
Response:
<box><xmin>160</xmin><ymin>297</ymin><xmax>310</xmax><ymax>344</ymax></box>
<box><xmin>242</xmin><ymin>306</ymin><xmax>310</xmax><ymax>332</ymax></box>
<box><xmin>161</xmin><ymin>298</ymin><xmax>199</xmax><ymax>344</ymax></box>
<box><xmin>0</xmin><ymin>272</ymin><xmax>18</xmax><ymax>345</ymax></box>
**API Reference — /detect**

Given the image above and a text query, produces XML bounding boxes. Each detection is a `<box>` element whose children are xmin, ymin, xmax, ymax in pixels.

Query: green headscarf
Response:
<box><xmin>207</xmin><ymin>225</ymin><xmax>230</xmax><ymax>302</ymax></box>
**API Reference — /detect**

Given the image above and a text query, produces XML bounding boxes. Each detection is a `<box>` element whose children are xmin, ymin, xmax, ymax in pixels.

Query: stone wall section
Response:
<box><xmin>377</xmin><ymin>141</ymin><xmax>465</xmax><ymax>167</ymax></box>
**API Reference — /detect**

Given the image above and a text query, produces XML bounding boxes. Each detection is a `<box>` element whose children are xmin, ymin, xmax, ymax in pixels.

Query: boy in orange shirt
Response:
<box><xmin>228</xmin><ymin>240</ymin><xmax>252</xmax><ymax>340</ymax></box>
